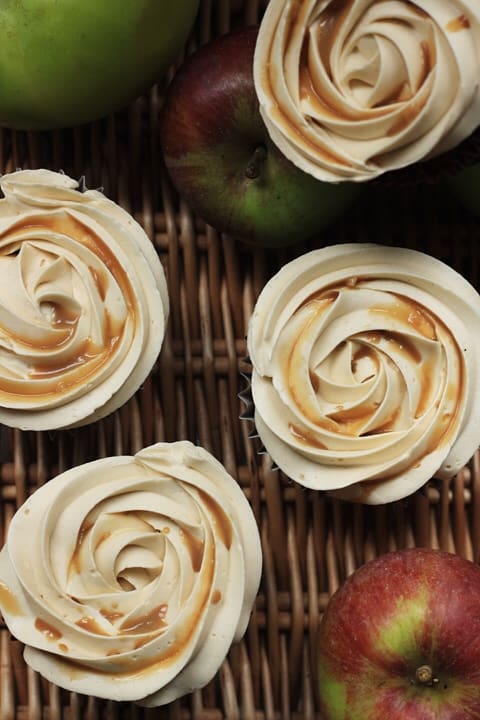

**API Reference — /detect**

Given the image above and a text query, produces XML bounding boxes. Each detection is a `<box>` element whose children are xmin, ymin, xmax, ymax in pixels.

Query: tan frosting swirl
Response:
<box><xmin>0</xmin><ymin>169</ymin><xmax>169</xmax><ymax>429</ymax></box>
<box><xmin>254</xmin><ymin>0</ymin><xmax>480</xmax><ymax>182</ymax></box>
<box><xmin>0</xmin><ymin>441</ymin><xmax>261</xmax><ymax>705</ymax></box>
<box><xmin>247</xmin><ymin>244</ymin><xmax>480</xmax><ymax>504</ymax></box>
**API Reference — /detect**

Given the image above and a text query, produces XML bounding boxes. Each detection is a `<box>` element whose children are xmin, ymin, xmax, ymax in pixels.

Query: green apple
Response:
<box><xmin>0</xmin><ymin>0</ymin><xmax>199</xmax><ymax>129</ymax></box>
<box><xmin>161</xmin><ymin>26</ymin><xmax>360</xmax><ymax>248</ymax></box>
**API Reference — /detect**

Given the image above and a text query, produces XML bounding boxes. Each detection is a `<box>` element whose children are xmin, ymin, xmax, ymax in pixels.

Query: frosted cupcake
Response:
<box><xmin>0</xmin><ymin>441</ymin><xmax>261</xmax><ymax>705</ymax></box>
<box><xmin>254</xmin><ymin>0</ymin><xmax>480</xmax><ymax>182</ymax></box>
<box><xmin>0</xmin><ymin>169</ymin><xmax>169</xmax><ymax>429</ymax></box>
<box><xmin>247</xmin><ymin>244</ymin><xmax>480</xmax><ymax>504</ymax></box>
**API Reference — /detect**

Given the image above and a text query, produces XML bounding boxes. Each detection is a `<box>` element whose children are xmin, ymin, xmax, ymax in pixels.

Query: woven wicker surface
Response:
<box><xmin>1</xmin><ymin>1</ymin><xmax>480</xmax><ymax>718</ymax></box>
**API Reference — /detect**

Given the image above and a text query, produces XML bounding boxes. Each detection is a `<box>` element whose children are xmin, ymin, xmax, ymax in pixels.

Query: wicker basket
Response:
<box><xmin>1</xmin><ymin>2</ymin><xmax>480</xmax><ymax>719</ymax></box>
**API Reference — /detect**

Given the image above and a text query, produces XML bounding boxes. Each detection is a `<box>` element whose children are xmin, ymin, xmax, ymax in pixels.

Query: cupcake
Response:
<box><xmin>0</xmin><ymin>169</ymin><xmax>169</xmax><ymax>430</ymax></box>
<box><xmin>0</xmin><ymin>441</ymin><xmax>262</xmax><ymax>705</ymax></box>
<box><xmin>247</xmin><ymin>244</ymin><xmax>480</xmax><ymax>504</ymax></box>
<box><xmin>254</xmin><ymin>0</ymin><xmax>480</xmax><ymax>183</ymax></box>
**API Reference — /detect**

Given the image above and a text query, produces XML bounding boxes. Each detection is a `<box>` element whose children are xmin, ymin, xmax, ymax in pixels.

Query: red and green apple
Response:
<box><xmin>161</xmin><ymin>26</ymin><xmax>359</xmax><ymax>248</ymax></box>
<box><xmin>318</xmin><ymin>548</ymin><xmax>480</xmax><ymax>720</ymax></box>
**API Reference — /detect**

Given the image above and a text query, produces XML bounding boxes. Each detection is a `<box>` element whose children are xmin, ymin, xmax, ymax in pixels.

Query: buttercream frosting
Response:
<box><xmin>0</xmin><ymin>169</ymin><xmax>169</xmax><ymax>429</ymax></box>
<box><xmin>254</xmin><ymin>0</ymin><xmax>480</xmax><ymax>181</ymax></box>
<box><xmin>247</xmin><ymin>244</ymin><xmax>480</xmax><ymax>503</ymax></box>
<box><xmin>0</xmin><ymin>441</ymin><xmax>262</xmax><ymax>705</ymax></box>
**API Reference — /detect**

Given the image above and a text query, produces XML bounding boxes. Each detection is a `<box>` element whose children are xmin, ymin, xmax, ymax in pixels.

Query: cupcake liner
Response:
<box><xmin>238</xmin><ymin>360</ymin><xmax>255</xmax><ymax>425</ymax></box>
<box><xmin>238</xmin><ymin>359</ymin><xmax>280</xmax><ymax>470</ymax></box>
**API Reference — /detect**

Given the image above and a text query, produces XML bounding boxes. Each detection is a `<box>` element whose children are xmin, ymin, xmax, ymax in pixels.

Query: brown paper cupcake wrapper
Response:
<box><xmin>238</xmin><ymin>359</ymin><xmax>280</xmax><ymax>471</ymax></box>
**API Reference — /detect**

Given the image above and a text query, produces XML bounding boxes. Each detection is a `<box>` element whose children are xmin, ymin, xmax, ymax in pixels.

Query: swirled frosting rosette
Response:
<box><xmin>0</xmin><ymin>441</ymin><xmax>261</xmax><ymax>705</ymax></box>
<box><xmin>247</xmin><ymin>244</ymin><xmax>480</xmax><ymax>504</ymax></box>
<box><xmin>0</xmin><ymin>169</ymin><xmax>169</xmax><ymax>430</ymax></box>
<box><xmin>254</xmin><ymin>0</ymin><xmax>480</xmax><ymax>182</ymax></box>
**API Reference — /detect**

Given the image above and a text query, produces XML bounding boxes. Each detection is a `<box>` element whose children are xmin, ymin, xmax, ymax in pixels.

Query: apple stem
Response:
<box><xmin>415</xmin><ymin>665</ymin><xmax>435</xmax><ymax>685</ymax></box>
<box><xmin>245</xmin><ymin>145</ymin><xmax>267</xmax><ymax>179</ymax></box>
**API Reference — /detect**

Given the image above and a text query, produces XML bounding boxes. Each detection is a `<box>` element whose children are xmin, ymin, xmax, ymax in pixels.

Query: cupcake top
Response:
<box><xmin>254</xmin><ymin>0</ymin><xmax>480</xmax><ymax>182</ymax></box>
<box><xmin>0</xmin><ymin>441</ymin><xmax>262</xmax><ymax>706</ymax></box>
<box><xmin>247</xmin><ymin>244</ymin><xmax>480</xmax><ymax>504</ymax></box>
<box><xmin>0</xmin><ymin>169</ymin><xmax>169</xmax><ymax>430</ymax></box>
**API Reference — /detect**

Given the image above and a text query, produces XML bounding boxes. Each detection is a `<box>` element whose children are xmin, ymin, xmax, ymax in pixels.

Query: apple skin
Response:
<box><xmin>161</xmin><ymin>27</ymin><xmax>359</xmax><ymax>248</ymax></box>
<box><xmin>0</xmin><ymin>0</ymin><xmax>199</xmax><ymax>129</ymax></box>
<box><xmin>318</xmin><ymin>548</ymin><xmax>480</xmax><ymax>720</ymax></box>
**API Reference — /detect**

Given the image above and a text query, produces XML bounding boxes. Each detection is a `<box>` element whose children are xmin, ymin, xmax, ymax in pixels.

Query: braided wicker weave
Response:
<box><xmin>1</xmin><ymin>1</ymin><xmax>480</xmax><ymax>718</ymax></box>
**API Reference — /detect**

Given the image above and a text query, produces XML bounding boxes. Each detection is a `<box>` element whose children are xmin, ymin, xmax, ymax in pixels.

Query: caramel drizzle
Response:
<box><xmin>75</xmin><ymin>616</ymin><xmax>110</xmax><ymax>636</ymax></box>
<box><xmin>275</xmin><ymin>0</ymin><xmax>438</xmax><ymax>173</ymax></box>
<box><xmin>99</xmin><ymin>608</ymin><xmax>124</xmax><ymax>623</ymax></box>
<box><xmin>29</xmin><ymin>313</ymin><xmax>120</xmax><ymax>381</ymax></box>
<box><xmin>298</xmin><ymin>0</ymin><xmax>433</xmax><ymax>133</ymax></box>
<box><xmin>309</xmin><ymin>370</ymin><xmax>320</xmax><ymax>393</ymax></box>
<box><xmin>60</xmin><ymin>543</ymin><xmax>216</xmax><ymax>677</ymax></box>
<box><xmin>0</xmin><ymin>212</ymin><xmax>136</xmax><ymax>400</ymax></box>
<box><xmin>35</xmin><ymin>617</ymin><xmax>63</xmax><ymax>640</ymax></box>
<box><xmin>364</xmin><ymin>407</ymin><xmax>400</xmax><ymax>436</ymax></box>
<box><xmin>261</xmin><ymin>7</ymin><xmax>351</xmax><ymax>168</ymax></box>
<box><xmin>211</xmin><ymin>590</ymin><xmax>222</xmax><ymax>605</ymax></box>
<box><xmin>289</xmin><ymin>423</ymin><xmax>327</xmax><ymax>449</ymax></box>
<box><xmin>286</xmin><ymin>282</ymin><xmax>463</xmax><ymax>441</ymax></box>
<box><xmin>446</xmin><ymin>14</ymin><xmax>470</xmax><ymax>31</ymax></box>
<box><xmin>362</xmin><ymin>359</ymin><xmax>464</xmax><ymax>491</ymax></box>
<box><xmin>315</xmin><ymin>0</ymin><xmax>355</xmax><ymax>79</ymax></box>
<box><xmin>180</xmin><ymin>528</ymin><xmax>205</xmax><ymax>572</ymax></box>
<box><xmin>74</xmin><ymin>604</ymin><xmax>169</xmax><ymax>640</ymax></box>
<box><xmin>120</xmin><ymin>604</ymin><xmax>168</xmax><ymax>635</ymax></box>
<box><xmin>68</xmin><ymin>520</ymin><xmax>93</xmax><ymax>576</ymax></box>
<box><xmin>197</xmin><ymin>489</ymin><xmax>233</xmax><ymax>550</ymax></box>
<box><xmin>386</xmin><ymin>94</ymin><xmax>429</xmax><ymax>138</ymax></box>
<box><xmin>361</xmin><ymin>331</ymin><xmax>422</xmax><ymax>364</ymax></box>
<box><xmin>0</xmin><ymin>581</ymin><xmax>21</xmax><ymax>615</ymax></box>
<box><xmin>352</xmin><ymin>345</ymin><xmax>380</xmax><ymax>379</ymax></box>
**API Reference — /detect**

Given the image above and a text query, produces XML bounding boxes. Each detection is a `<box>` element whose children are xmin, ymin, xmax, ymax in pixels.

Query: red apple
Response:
<box><xmin>160</xmin><ymin>27</ymin><xmax>359</xmax><ymax>248</ymax></box>
<box><xmin>318</xmin><ymin>548</ymin><xmax>480</xmax><ymax>720</ymax></box>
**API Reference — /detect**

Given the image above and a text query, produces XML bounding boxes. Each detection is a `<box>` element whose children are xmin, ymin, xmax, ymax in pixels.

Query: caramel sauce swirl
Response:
<box><xmin>0</xmin><ymin>214</ymin><xmax>132</xmax><ymax>400</ymax></box>
<box><xmin>0</xmin><ymin>169</ymin><xmax>169</xmax><ymax>430</ymax></box>
<box><xmin>0</xmin><ymin>441</ymin><xmax>261</xmax><ymax>705</ymax></box>
<box><xmin>254</xmin><ymin>1</ymin><xmax>480</xmax><ymax>181</ymax></box>
<box><xmin>248</xmin><ymin>244</ymin><xmax>480</xmax><ymax>505</ymax></box>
